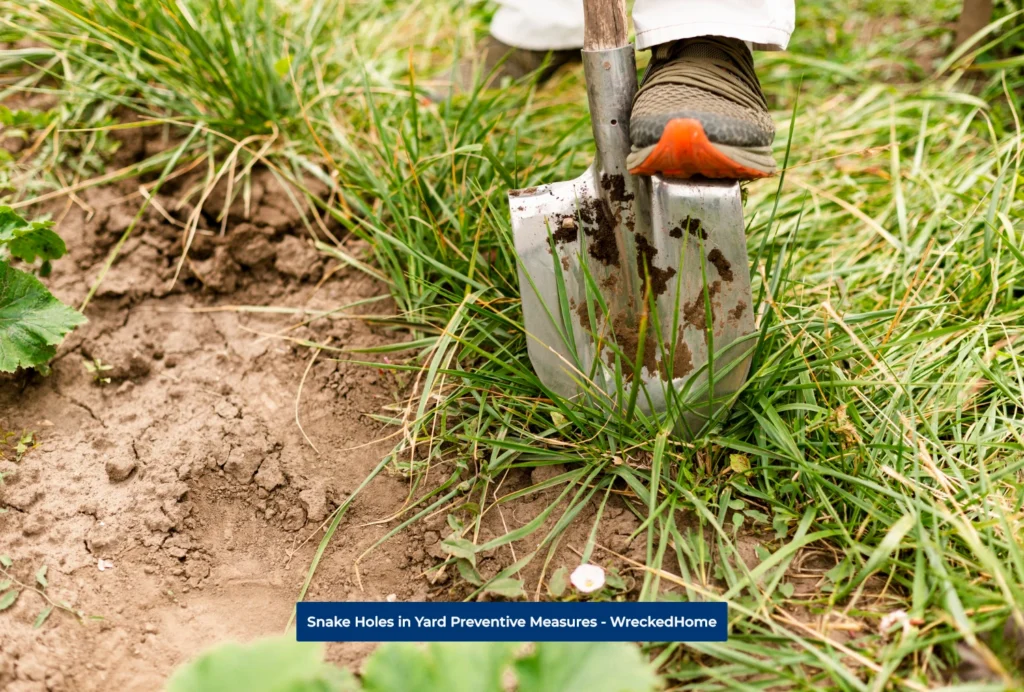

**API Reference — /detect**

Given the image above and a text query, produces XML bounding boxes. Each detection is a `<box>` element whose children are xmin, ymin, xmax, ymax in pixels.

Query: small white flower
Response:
<box><xmin>879</xmin><ymin>609</ymin><xmax>910</xmax><ymax>637</ymax></box>
<box><xmin>97</xmin><ymin>559</ymin><xmax>114</xmax><ymax>572</ymax></box>
<box><xmin>386</xmin><ymin>593</ymin><xmax>397</xmax><ymax>602</ymax></box>
<box><xmin>570</xmin><ymin>564</ymin><xmax>605</xmax><ymax>593</ymax></box>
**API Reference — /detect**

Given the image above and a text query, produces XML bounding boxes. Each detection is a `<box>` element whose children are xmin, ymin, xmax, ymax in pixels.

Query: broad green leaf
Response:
<box><xmin>772</xmin><ymin>515</ymin><xmax>790</xmax><ymax>539</ymax></box>
<box><xmin>605</xmin><ymin>570</ymin><xmax>626</xmax><ymax>591</ymax></box>
<box><xmin>362</xmin><ymin>642</ymin><xmax>513</xmax><ymax>692</ymax></box>
<box><xmin>0</xmin><ymin>207</ymin><xmax>66</xmax><ymax>264</ymax></box>
<box><xmin>9</xmin><ymin>228</ymin><xmax>66</xmax><ymax>265</ymax></box>
<box><xmin>440</xmin><ymin>537</ymin><xmax>477</xmax><ymax>565</ymax></box>
<box><xmin>167</xmin><ymin>635</ymin><xmax>356</xmax><ymax>692</ymax></box>
<box><xmin>745</xmin><ymin>509</ymin><xmax>770</xmax><ymax>524</ymax></box>
<box><xmin>825</xmin><ymin>557</ymin><xmax>851</xmax><ymax>585</ymax></box>
<box><xmin>33</xmin><ymin>605</ymin><xmax>52</xmax><ymax>628</ymax></box>
<box><xmin>516</xmin><ymin>642</ymin><xmax>660</xmax><ymax>692</ymax></box>
<box><xmin>35</xmin><ymin>564</ymin><xmax>47</xmax><ymax>589</ymax></box>
<box><xmin>0</xmin><ymin>589</ymin><xmax>19</xmax><ymax>610</ymax></box>
<box><xmin>0</xmin><ymin>261</ymin><xmax>86</xmax><ymax>372</ymax></box>
<box><xmin>455</xmin><ymin>558</ymin><xmax>483</xmax><ymax>586</ymax></box>
<box><xmin>0</xmin><ymin>555</ymin><xmax>11</xmax><ymax>567</ymax></box>
<box><xmin>548</xmin><ymin>566</ymin><xmax>568</xmax><ymax>598</ymax></box>
<box><xmin>482</xmin><ymin>577</ymin><xmax>525</xmax><ymax>599</ymax></box>
<box><xmin>729</xmin><ymin>454</ymin><xmax>749</xmax><ymax>473</ymax></box>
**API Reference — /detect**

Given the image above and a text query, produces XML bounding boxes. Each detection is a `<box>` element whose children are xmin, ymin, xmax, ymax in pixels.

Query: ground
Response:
<box><xmin>0</xmin><ymin>160</ymin><xmax>411</xmax><ymax>687</ymax></box>
<box><xmin>0</xmin><ymin>151</ymin><xmax>649</xmax><ymax>690</ymax></box>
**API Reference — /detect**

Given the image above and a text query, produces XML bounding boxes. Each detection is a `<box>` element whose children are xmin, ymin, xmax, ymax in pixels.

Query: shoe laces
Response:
<box><xmin>635</xmin><ymin>37</ymin><xmax>767</xmax><ymax>113</ymax></box>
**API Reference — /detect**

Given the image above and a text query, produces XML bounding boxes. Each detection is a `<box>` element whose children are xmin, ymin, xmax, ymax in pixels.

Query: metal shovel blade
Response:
<box><xmin>509</xmin><ymin>45</ymin><xmax>756</xmax><ymax>434</ymax></box>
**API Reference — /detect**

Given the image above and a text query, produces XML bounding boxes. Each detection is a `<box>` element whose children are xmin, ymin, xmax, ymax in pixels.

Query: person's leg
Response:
<box><xmin>484</xmin><ymin>0</ymin><xmax>794</xmax><ymax>179</ymax></box>
<box><xmin>490</xmin><ymin>0</ymin><xmax>585</xmax><ymax>51</ymax></box>
<box><xmin>489</xmin><ymin>0</ymin><xmax>794</xmax><ymax>52</ymax></box>
<box><xmin>627</xmin><ymin>0</ymin><xmax>795</xmax><ymax>179</ymax></box>
<box><xmin>633</xmin><ymin>0</ymin><xmax>794</xmax><ymax>51</ymax></box>
<box><xmin>457</xmin><ymin>0</ymin><xmax>583</xmax><ymax>89</ymax></box>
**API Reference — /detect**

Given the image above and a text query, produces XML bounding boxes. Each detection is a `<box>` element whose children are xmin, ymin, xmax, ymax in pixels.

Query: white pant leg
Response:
<box><xmin>490</xmin><ymin>0</ymin><xmax>586</xmax><ymax>51</ymax></box>
<box><xmin>634</xmin><ymin>0</ymin><xmax>794</xmax><ymax>51</ymax></box>
<box><xmin>490</xmin><ymin>0</ymin><xmax>794</xmax><ymax>52</ymax></box>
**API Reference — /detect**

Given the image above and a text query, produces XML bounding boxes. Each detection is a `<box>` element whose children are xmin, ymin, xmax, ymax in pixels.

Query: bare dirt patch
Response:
<box><xmin>0</xmin><ymin>155</ymin><xmax>660</xmax><ymax>690</ymax></box>
<box><xmin>0</xmin><ymin>165</ymin><xmax>430</xmax><ymax>690</ymax></box>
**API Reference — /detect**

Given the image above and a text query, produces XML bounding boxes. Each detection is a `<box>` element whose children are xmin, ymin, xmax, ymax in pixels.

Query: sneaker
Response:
<box><xmin>626</xmin><ymin>37</ymin><xmax>776</xmax><ymax>180</ymax></box>
<box><xmin>458</xmin><ymin>36</ymin><xmax>580</xmax><ymax>91</ymax></box>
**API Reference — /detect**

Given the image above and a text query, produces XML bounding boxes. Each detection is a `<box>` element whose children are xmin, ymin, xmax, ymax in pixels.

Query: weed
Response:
<box><xmin>0</xmin><ymin>206</ymin><xmax>85</xmax><ymax>372</ymax></box>
<box><xmin>0</xmin><ymin>554</ymin><xmax>85</xmax><ymax>629</ymax></box>
<box><xmin>0</xmin><ymin>429</ymin><xmax>36</xmax><ymax>461</ymax></box>
<box><xmin>167</xmin><ymin>635</ymin><xmax>660</xmax><ymax>692</ymax></box>
<box><xmin>83</xmin><ymin>357</ymin><xmax>113</xmax><ymax>385</ymax></box>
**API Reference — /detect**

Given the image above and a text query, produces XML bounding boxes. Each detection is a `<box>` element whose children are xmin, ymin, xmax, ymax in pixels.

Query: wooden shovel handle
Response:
<box><xmin>583</xmin><ymin>0</ymin><xmax>629</xmax><ymax>51</ymax></box>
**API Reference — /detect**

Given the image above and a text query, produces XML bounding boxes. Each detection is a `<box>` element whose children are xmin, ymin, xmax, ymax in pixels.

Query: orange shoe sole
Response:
<box><xmin>627</xmin><ymin>118</ymin><xmax>770</xmax><ymax>180</ymax></box>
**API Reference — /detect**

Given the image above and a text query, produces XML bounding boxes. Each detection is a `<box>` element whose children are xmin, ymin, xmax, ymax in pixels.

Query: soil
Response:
<box><xmin>668</xmin><ymin>216</ymin><xmax>706</xmax><ymax>241</ymax></box>
<box><xmin>706</xmin><ymin>249</ymin><xmax>733</xmax><ymax>283</ymax></box>
<box><xmin>0</xmin><ymin>136</ymin><xmax>654</xmax><ymax>690</ymax></box>
<box><xmin>578</xmin><ymin>198</ymin><xmax>619</xmax><ymax>267</ymax></box>
<box><xmin>683</xmin><ymin>280</ymin><xmax>722</xmax><ymax>331</ymax></box>
<box><xmin>633</xmin><ymin>234</ymin><xmax>676</xmax><ymax>298</ymax></box>
<box><xmin>0</xmin><ymin>159</ymin><xmax>423</xmax><ymax>689</ymax></box>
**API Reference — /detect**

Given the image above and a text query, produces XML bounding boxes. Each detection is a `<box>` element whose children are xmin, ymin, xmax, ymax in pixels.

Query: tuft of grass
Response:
<box><xmin>24</xmin><ymin>0</ymin><xmax>336</xmax><ymax>139</ymax></box>
<box><xmin>299</xmin><ymin>2</ymin><xmax>1024</xmax><ymax>687</ymax></box>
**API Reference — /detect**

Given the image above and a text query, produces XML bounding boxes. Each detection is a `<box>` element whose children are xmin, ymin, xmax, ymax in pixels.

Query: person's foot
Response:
<box><xmin>457</xmin><ymin>36</ymin><xmax>580</xmax><ymax>91</ymax></box>
<box><xmin>626</xmin><ymin>37</ymin><xmax>776</xmax><ymax>180</ymax></box>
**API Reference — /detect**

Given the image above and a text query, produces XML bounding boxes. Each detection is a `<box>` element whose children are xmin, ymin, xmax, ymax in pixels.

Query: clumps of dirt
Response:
<box><xmin>198</xmin><ymin>169</ymin><xmax>330</xmax><ymax>234</ymax></box>
<box><xmin>634</xmin><ymin>234</ymin><xmax>677</xmax><ymax>297</ymax></box>
<box><xmin>578</xmin><ymin>198</ymin><xmax>619</xmax><ymax>267</ymax></box>
<box><xmin>225</xmin><ymin>223</ymin><xmax>277</xmax><ymax>267</ymax></box>
<box><xmin>77</xmin><ymin>178</ymin><xmax>329</xmax><ymax>300</ymax></box>
<box><xmin>608</xmin><ymin>311</ymin><xmax>660</xmax><ymax>379</ymax></box>
<box><xmin>596</xmin><ymin>298</ymin><xmax>699</xmax><ymax>381</ymax></box>
<box><xmin>707</xmin><ymin>249</ymin><xmax>734</xmax><ymax>282</ymax></box>
<box><xmin>683</xmin><ymin>280</ymin><xmax>722</xmax><ymax>330</ymax></box>
<box><xmin>544</xmin><ymin>175</ymin><xmax>636</xmax><ymax>267</ymax></box>
<box><xmin>668</xmin><ymin>216</ymin><xmax>706</xmax><ymax>240</ymax></box>
<box><xmin>609</xmin><ymin>314</ymin><xmax>643</xmax><ymax>374</ymax></box>
<box><xmin>600</xmin><ymin>173</ymin><xmax>634</xmax><ymax>204</ymax></box>
<box><xmin>508</xmin><ymin>186</ymin><xmax>539</xmax><ymax>198</ymax></box>
<box><xmin>728</xmin><ymin>301</ymin><xmax>747</xmax><ymax>321</ymax></box>
<box><xmin>570</xmin><ymin>298</ymin><xmax>590</xmax><ymax>327</ymax></box>
<box><xmin>550</xmin><ymin>214</ymin><xmax>579</xmax><ymax>245</ymax></box>
<box><xmin>661</xmin><ymin>334</ymin><xmax>694</xmax><ymax>380</ymax></box>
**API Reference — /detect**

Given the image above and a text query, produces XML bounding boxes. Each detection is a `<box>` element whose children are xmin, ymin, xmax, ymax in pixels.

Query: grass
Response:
<box><xmin>3</xmin><ymin>0</ymin><xmax>1024</xmax><ymax>688</ymax></box>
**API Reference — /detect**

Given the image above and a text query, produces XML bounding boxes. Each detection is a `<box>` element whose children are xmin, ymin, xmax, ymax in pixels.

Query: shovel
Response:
<box><xmin>508</xmin><ymin>0</ymin><xmax>756</xmax><ymax>434</ymax></box>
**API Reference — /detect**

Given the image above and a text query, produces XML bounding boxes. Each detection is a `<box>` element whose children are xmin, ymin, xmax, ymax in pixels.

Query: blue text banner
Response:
<box><xmin>297</xmin><ymin>601</ymin><xmax>727</xmax><ymax>642</ymax></box>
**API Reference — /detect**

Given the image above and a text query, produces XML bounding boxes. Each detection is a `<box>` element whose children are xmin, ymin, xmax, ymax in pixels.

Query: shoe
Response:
<box><xmin>458</xmin><ymin>36</ymin><xmax>580</xmax><ymax>91</ymax></box>
<box><xmin>626</xmin><ymin>37</ymin><xmax>776</xmax><ymax>180</ymax></box>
